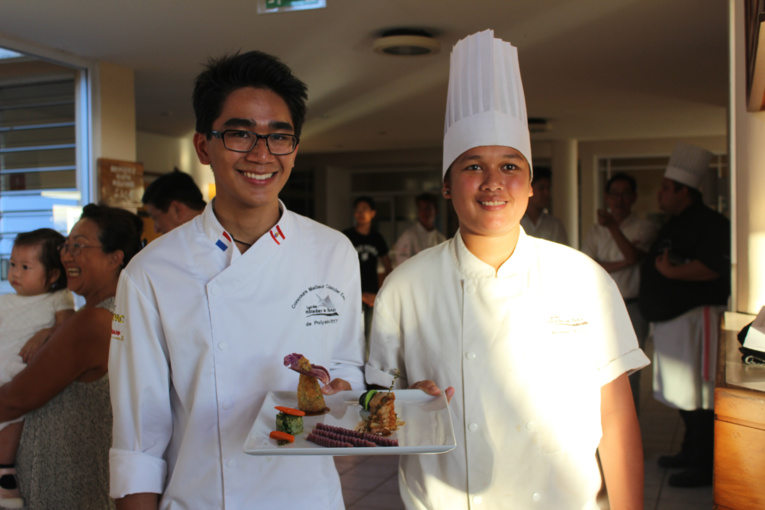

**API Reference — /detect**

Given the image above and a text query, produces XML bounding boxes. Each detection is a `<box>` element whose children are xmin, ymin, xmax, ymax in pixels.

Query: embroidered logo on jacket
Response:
<box><xmin>291</xmin><ymin>284</ymin><xmax>346</xmax><ymax>327</ymax></box>
<box><xmin>270</xmin><ymin>225</ymin><xmax>286</xmax><ymax>245</ymax></box>
<box><xmin>111</xmin><ymin>313</ymin><xmax>125</xmax><ymax>341</ymax></box>
<box><xmin>546</xmin><ymin>315</ymin><xmax>589</xmax><ymax>335</ymax></box>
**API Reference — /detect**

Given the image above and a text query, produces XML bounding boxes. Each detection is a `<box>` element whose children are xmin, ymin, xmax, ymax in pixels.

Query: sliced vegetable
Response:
<box><xmin>284</xmin><ymin>353</ymin><xmax>331</xmax><ymax>385</ymax></box>
<box><xmin>275</xmin><ymin>405</ymin><xmax>305</xmax><ymax>416</ymax></box>
<box><xmin>269</xmin><ymin>430</ymin><xmax>295</xmax><ymax>443</ymax></box>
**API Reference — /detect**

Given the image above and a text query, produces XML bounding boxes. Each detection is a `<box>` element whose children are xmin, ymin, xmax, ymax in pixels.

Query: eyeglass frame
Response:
<box><xmin>57</xmin><ymin>241</ymin><xmax>102</xmax><ymax>257</ymax></box>
<box><xmin>209</xmin><ymin>129</ymin><xmax>300</xmax><ymax>155</ymax></box>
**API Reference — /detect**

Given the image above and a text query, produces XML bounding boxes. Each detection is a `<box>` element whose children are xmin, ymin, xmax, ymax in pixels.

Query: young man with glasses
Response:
<box><xmin>109</xmin><ymin>51</ymin><xmax>364</xmax><ymax>509</ymax></box>
<box><xmin>581</xmin><ymin>172</ymin><xmax>659</xmax><ymax>412</ymax></box>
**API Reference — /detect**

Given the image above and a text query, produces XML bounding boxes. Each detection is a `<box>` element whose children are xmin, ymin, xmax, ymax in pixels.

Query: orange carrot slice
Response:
<box><xmin>275</xmin><ymin>406</ymin><xmax>305</xmax><ymax>416</ymax></box>
<box><xmin>270</xmin><ymin>430</ymin><xmax>295</xmax><ymax>443</ymax></box>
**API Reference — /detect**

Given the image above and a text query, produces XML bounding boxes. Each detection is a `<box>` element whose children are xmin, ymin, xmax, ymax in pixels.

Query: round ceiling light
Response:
<box><xmin>373</xmin><ymin>30</ymin><xmax>440</xmax><ymax>56</ymax></box>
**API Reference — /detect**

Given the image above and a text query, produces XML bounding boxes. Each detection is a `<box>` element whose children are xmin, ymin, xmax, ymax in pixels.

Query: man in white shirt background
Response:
<box><xmin>393</xmin><ymin>192</ymin><xmax>446</xmax><ymax>267</ymax></box>
<box><xmin>581</xmin><ymin>172</ymin><xmax>658</xmax><ymax>410</ymax></box>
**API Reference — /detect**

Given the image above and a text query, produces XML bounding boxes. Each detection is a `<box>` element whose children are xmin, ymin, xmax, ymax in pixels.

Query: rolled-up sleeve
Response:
<box><xmin>109</xmin><ymin>271</ymin><xmax>172</xmax><ymax>499</ymax></box>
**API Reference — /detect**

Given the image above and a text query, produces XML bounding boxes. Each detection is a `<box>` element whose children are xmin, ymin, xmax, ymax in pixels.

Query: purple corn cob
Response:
<box><xmin>306</xmin><ymin>433</ymin><xmax>352</xmax><ymax>448</ymax></box>
<box><xmin>315</xmin><ymin>423</ymin><xmax>399</xmax><ymax>447</ymax></box>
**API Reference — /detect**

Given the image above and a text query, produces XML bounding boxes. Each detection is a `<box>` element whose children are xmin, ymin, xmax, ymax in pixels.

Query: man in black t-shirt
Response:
<box><xmin>343</xmin><ymin>196</ymin><xmax>392</xmax><ymax>350</ymax></box>
<box><xmin>639</xmin><ymin>143</ymin><xmax>730</xmax><ymax>489</ymax></box>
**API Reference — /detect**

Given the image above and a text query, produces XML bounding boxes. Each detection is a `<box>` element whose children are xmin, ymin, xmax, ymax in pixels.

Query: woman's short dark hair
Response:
<box><xmin>14</xmin><ymin>228</ymin><xmax>67</xmax><ymax>291</ymax></box>
<box><xmin>80</xmin><ymin>204</ymin><xmax>144</xmax><ymax>268</ymax></box>
<box><xmin>192</xmin><ymin>50</ymin><xmax>308</xmax><ymax>138</ymax></box>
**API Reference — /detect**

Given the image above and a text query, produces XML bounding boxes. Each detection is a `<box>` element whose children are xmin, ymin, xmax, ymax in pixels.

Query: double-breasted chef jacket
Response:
<box><xmin>366</xmin><ymin>229</ymin><xmax>649</xmax><ymax>509</ymax></box>
<box><xmin>109</xmin><ymin>201</ymin><xmax>365</xmax><ymax>509</ymax></box>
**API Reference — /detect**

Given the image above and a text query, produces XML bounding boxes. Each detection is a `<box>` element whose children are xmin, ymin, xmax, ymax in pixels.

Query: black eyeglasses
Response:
<box><xmin>58</xmin><ymin>241</ymin><xmax>101</xmax><ymax>257</ymax></box>
<box><xmin>210</xmin><ymin>130</ymin><xmax>299</xmax><ymax>155</ymax></box>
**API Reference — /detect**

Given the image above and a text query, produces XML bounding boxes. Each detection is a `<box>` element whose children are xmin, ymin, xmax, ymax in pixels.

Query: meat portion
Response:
<box><xmin>365</xmin><ymin>391</ymin><xmax>398</xmax><ymax>434</ymax></box>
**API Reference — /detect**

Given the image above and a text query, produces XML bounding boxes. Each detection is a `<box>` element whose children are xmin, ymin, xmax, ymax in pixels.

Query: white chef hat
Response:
<box><xmin>442</xmin><ymin>29</ymin><xmax>532</xmax><ymax>179</ymax></box>
<box><xmin>664</xmin><ymin>142</ymin><xmax>713</xmax><ymax>190</ymax></box>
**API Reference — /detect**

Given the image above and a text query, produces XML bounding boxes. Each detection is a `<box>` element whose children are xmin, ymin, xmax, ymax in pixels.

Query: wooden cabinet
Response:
<box><xmin>714</xmin><ymin>312</ymin><xmax>765</xmax><ymax>510</ymax></box>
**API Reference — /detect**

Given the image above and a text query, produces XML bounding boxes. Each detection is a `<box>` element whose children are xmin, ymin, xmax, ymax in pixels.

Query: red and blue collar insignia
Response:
<box><xmin>216</xmin><ymin>231</ymin><xmax>232</xmax><ymax>252</ymax></box>
<box><xmin>270</xmin><ymin>225</ymin><xmax>286</xmax><ymax>245</ymax></box>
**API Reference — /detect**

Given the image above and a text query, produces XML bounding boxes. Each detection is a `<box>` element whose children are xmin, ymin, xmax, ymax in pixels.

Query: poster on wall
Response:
<box><xmin>98</xmin><ymin>158</ymin><xmax>144</xmax><ymax>211</ymax></box>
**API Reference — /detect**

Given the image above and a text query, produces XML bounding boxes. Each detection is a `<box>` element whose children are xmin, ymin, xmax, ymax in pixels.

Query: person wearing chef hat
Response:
<box><xmin>639</xmin><ymin>143</ymin><xmax>730</xmax><ymax>488</ymax></box>
<box><xmin>366</xmin><ymin>30</ymin><xmax>648</xmax><ymax>509</ymax></box>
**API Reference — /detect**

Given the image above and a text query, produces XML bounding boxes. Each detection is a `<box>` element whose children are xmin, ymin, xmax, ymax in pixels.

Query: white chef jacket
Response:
<box><xmin>109</xmin><ymin>201</ymin><xmax>364</xmax><ymax>509</ymax></box>
<box><xmin>581</xmin><ymin>213</ymin><xmax>658</xmax><ymax>299</ymax></box>
<box><xmin>520</xmin><ymin>212</ymin><xmax>568</xmax><ymax>246</ymax></box>
<box><xmin>366</xmin><ymin>229</ymin><xmax>649</xmax><ymax>510</ymax></box>
<box><xmin>393</xmin><ymin>222</ymin><xmax>447</xmax><ymax>267</ymax></box>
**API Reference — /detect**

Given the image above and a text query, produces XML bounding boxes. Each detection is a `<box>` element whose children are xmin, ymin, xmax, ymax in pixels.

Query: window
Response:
<box><xmin>0</xmin><ymin>49</ymin><xmax>88</xmax><ymax>292</ymax></box>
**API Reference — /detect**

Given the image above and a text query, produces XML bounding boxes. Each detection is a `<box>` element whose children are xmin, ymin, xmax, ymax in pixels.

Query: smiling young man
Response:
<box><xmin>109</xmin><ymin>51</ymin><xmax>364</xmax><ymax>509</ymax></box>
<box><xmin>365</xmin><ymin>30</ymin><xmax>648</xmax><ymax>509</ymax></box>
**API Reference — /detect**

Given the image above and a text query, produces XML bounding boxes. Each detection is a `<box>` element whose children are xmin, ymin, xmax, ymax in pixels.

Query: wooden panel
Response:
<box><xmin>715</xmin><ymin>386</ymin><xmax>765</xmax><ymax>429</ymax></box>
<box><xmin>714</xmin><ymin>420</ymin><xmax>765</xmax><ymax>509</ymax></box>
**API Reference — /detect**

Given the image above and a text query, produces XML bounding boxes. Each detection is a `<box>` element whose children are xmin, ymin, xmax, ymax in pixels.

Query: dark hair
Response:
<box><xmin>415</xmin><ymin>192</ymin><xmax>438</xmax><ymax>208</ymax></box>
<box><xmin>532</xmin><ymin>167</ymin><xmax>552</xmax><ymax>183</ymax></box>
<box><xmin>14</xmin><ymin>228</ymin><xmax>67</xmax><ymax>291</ymax></box>
<box><xmin>80</xmin><ymin>204</ymin><xmax>144</xmax><ymax>268</ymax></box>
<box><xmin>606</xmin><ymin>172</ymin><xmax>637</xmax><ymax>194</ymax></box>
<box><xmin>354</xmin><ymin>196</ymin><xmax>376</xmax><ymax>210</ymax></box>
<box><xmin>142</xmin><ymin>169</ymin><xmax>206</xmax><ymax>212</ymax></box>
<box><xmin>193</xmin><ymin>51</ymin><xmax>308</xmax><ymax>138</ymax></box>
<box><xmin>670</xmin><ymin>180</ymin><xmax>703</xmax><ymax>204</ymax></box>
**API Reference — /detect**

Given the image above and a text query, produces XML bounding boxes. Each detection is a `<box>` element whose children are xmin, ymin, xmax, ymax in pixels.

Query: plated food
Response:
<box><xmin>244</xmin><ymin>390</ymin><xmax>456</xmax><ymax>456</ymax></box>
<box><xmin>284</xmin><ymin>353</ymin><xmax>330</xmax><ymax>414</ymax></box>
<box><xmin>357</xmin><ymin>389</ymin><xmax>402</xmax><ymax>436</ymax></box>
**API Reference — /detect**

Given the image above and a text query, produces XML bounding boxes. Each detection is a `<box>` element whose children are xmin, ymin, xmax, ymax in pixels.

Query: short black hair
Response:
<box><xmin>14</xmin><ymin>228</ymin><xmax>67</xmax><ymax>291</ymax></box>
<box><xmin>415</xmin><ymin>192</ymin><xmax>438</xmax><ymax>208</ymax></box>
<box><xmin>193</xmin><ymin>50</ymin><xmax>308</xmax><ymax>138</ymax></box>
<box><xmin>81</xmin><ymin>204</ymin><xmax>144</xmax><ymax>268</ymax></box>
<box><xmin>605</xmin><ymin>172</ymin><xmax>637</xmax><ymax>194</ymax></box>
<box><xmin>354</xmin><ymin>196</ymin><xmax>376</xmax><ymax>210</ymax></box>
<box><xmin>669</xmin><ymin>180</ymin><xmax>703</xmax><ymax>204</ymax></box>
<box><xmin>142</xmin><ymin>170</ymin><xmax>206</xmax><ymax>212</ymax></box>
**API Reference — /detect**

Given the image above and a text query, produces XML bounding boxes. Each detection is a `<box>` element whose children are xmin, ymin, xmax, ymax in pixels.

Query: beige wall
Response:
<box><xmin>95</xmin><ymin>62</ymin><xmax>136</xmax><ymax>163</ymax></box>
<box><xmin>136</xmin><ymin>131</ymin><xmax>215</xmax><ymax>202</ymax></box>
<box><xmin>731</xmin><ymin>0</ymin><xmax>765</xmax><ymax>315</ymax></box>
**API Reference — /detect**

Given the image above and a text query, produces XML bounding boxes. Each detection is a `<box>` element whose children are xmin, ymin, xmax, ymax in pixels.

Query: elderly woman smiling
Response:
<box><xmin>0</xmin><ymin>204</ymin><xmax>143</xmax><ymax>509</ymax></box>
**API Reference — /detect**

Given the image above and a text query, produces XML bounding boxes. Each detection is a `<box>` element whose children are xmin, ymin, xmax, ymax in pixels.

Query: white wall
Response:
<box><xmin>731</xmin><ymin>0</ymin><xmax>765</xmax><ymax>314</ymax></box>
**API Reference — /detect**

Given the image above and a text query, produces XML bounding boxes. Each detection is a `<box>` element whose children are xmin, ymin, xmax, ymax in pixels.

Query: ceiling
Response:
<box><xmin>0</xmin><ymin>0</ymin><xmax>729</xmax><ymax>155</ymax></box>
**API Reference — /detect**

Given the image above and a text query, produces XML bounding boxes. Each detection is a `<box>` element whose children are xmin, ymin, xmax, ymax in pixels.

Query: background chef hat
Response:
<box><xmin>664</xmin><ymin>142</ymin><xmax>713</xmax><ymax>190</ymax></box>
<box><xmin>442</xmin><ymin>29</ymin><xmax>532</xmax><ymax>179</ymax></box>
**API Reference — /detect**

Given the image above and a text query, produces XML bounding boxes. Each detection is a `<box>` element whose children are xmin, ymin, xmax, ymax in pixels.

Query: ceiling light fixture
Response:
<box><xmin>373</xmin><ymin>29</ymin><xmax>440</xmax><ymax>57</ymax></box>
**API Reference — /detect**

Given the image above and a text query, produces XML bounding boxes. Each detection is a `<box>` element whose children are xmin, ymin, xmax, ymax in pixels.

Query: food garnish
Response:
<box><xmin>358</xmin><ymin>390</ymin><xmax>378</xmax><ymax>411</ymax></box>
<box><xmin>270</xmin><ymin>430</ymin><xmax>295</xmax><ymax>445</ymax></box>
<box><xmin>275</xmin><ymin>405</ymin><xmax>305</xmax><ymax>416</ymax></box>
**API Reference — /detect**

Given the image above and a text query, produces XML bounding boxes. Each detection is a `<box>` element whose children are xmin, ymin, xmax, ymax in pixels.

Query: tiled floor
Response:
<box><xmin>337</xmin><ymin>335</ymin><xmax>714</xmax><ymax>509</ymax></box>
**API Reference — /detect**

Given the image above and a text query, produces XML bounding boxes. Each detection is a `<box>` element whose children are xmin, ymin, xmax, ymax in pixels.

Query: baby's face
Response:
<box><xmin>8</xmin><ymin>244</ymin><xmax>51</xmax><ymax>296</ymax></box>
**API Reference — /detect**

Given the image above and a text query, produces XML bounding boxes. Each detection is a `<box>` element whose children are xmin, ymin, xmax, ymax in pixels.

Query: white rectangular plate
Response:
<box><xmin>243</xmin><ymin>390</ymin><xmax>456</xmax><ymax>456</ymax></box>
